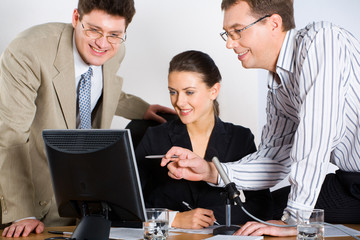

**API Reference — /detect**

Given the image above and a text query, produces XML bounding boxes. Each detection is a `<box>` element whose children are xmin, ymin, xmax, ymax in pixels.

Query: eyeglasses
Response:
<box><xmin>81</xmin><ymin>22</ymin><xmax>126</xmax><ymax>44</ymax></box>
<box><xmin>220</xmin><ymin>15</ymin><xmax>271</xmax><ymax>41</ymax></box>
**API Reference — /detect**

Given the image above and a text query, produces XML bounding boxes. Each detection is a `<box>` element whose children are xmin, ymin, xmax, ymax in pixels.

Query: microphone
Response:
<box><xmin>212</xmin><ymin>156</ymin><xmax>297</xmax><ymax>228</ymax></box>
<box><xmin>212</xmin><ymin>157</ymin><xmax>246</xmax><ymax>205</ymax></box>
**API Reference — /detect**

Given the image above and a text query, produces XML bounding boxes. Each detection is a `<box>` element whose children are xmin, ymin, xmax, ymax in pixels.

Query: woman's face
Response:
<box><xmin>168</xmin><ymin>71</ymin><xmax>220</xmax><ymax>125</ymax></box>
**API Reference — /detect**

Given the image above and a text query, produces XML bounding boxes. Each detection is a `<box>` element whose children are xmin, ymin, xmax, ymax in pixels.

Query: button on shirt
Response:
<box><xmin>219</xmin><ymin>22</ymin><xmax>360</xmax><ymax>223</ymax></box>
<box><xmin>73</xmin><ymin>36</ymin><xmax>103</xmax><ymax>128</ymax></box>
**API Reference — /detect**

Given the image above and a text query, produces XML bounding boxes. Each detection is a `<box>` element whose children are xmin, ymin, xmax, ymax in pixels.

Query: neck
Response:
<box><xmin>187</xmin><ymin>114</ymin><xmax>215</xmax><ymax>138</ymax></box>
<box><xmin>269</xmin><ymin>30</ymin><xmax>288</xmax><ymax>73</ymax></box>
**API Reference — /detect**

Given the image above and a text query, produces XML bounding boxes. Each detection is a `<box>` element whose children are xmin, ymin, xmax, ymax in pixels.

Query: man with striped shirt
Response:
<box><xmin>162</xmin><ymin>0</ymin><xmax>360</xmax><ymax>237</ymax></box>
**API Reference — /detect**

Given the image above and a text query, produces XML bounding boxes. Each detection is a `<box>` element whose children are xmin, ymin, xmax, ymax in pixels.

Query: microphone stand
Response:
<box><xmin>212</xmin><ymin>157</ymin><xmax>246</xmax><ymax>235</ymax></box>
<box><xmin>213</xmin><ymin>192</ymin><xmax>240</xmax><ymax>235</ymax></box>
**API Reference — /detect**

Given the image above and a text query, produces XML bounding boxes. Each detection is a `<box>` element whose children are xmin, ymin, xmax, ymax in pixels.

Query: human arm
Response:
<box><xmin>171</xmin><ymin>209</ymin><xmax>216</xmax><ymax>229</ymax></box>
<box><xmin>2</xmin><ymin>219</ymin><xmax>44</xmax><ymax>237</ymax></box>
<box><xmin>233</xmin><ymin>220</ymin><xmax>296</xmax><ymax>236</ymax></box>
<box><xmin>0</xmin><ymin>41</ymin><xmax>41</xmax><ymax>229</ymax></box>
<box><xmin>143</xmin><ymin>104</ymin><xmax>176</xmax><ymax>123</ymax></box>
<box><xmin>161</xmin><ymin>146</ymin><xmax>219</xmax><ymax>184</ymax></box>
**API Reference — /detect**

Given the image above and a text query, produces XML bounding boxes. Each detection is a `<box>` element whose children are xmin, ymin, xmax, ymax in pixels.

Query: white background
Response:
<box><xmin>1</xmin><ymin>0</ymin><xmax>359</xmax><ymax>188</ymax></box>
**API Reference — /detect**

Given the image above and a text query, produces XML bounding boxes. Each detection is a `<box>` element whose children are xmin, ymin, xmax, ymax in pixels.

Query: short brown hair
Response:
<box><xmin>221</xmin><ymin>0</ymin><xmax>295</xmax><ymax>31</ymax></box>
<box><xmin>78</xmin><ymin>0</ymin><xmax>136</xmax><ymax>27</ymax></box>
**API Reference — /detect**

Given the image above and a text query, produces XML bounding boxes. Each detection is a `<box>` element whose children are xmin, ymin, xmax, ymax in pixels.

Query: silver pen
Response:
<box><xmin>145</xmin><ymin>154</ymin><xmax>178</xmax><ymax>159</ymax></box>
<box><xmin>182</xmin><ymin>201</ymin><xmax>220</xmax><ymax>226</ymax></box>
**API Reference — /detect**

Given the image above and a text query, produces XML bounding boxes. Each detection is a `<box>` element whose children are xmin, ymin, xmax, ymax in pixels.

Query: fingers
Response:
<box><xmin>234</xmin><ymin>220</ymin><xmax>297</xmax><ymax>237</ymax></box>
<box><xmin>192</xmin><ymin>209</ymin><xmax>216</xmax><ymax>228</ymax></box>
<box><xmin>35</xmin><ymin>221</ymin><xmax>45</xmax><ymax>234</ymax></box>
<box><xmin>2</xmin><ymin>219</ymin><xmax>44</xmax><ymax>237</ymax></box>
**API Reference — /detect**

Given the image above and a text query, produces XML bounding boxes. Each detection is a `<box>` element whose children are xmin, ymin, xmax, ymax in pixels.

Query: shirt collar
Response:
<box><xmin>276</xmin><ymin>29</ymin><xmax>297</xmax><ymax>73</ymax></box>
<box><xmin>267</xmin><ymin>29</ymin><xmax>297</xmax><ymax>90</ymax></box>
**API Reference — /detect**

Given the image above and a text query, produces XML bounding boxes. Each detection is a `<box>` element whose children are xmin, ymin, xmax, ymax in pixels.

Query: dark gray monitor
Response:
<box><xmin>43</xmin><ymin>129</ymin><xmax>146</xmax><ymax>239</ymax></box>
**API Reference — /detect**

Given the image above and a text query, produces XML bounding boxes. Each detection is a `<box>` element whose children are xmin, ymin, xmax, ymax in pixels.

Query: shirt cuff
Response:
<box><xmin>14</xmin><ymin>216</ymin><xmax>37</xmax><ymax>223</ymax></box>
<box><xmin>169</xmin><ymin>211</ymin><xmax>179</xmax><ymax>227</ymax></box>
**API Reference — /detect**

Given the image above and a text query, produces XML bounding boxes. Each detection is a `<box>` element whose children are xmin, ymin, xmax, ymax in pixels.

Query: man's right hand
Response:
<box><xmin>161</xmin><ymin>146</ymin><xmax>219</xmax><ymax>184</ymax></box>
<box><xmin>2</xmin><ymin>219</ymin><xmax>44</xmax><ymax>237</ymax></box>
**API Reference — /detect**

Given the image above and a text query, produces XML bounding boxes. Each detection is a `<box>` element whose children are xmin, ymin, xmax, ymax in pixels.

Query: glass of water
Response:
<box><xmin>144</xmin><ymin>208</ymin><xmax>169</xmax><ymax>240</ymax></box>
<box><xmin>297</xmin><ymin>209</ymin><xmax>324</xmax><ymax>240</ymax></box>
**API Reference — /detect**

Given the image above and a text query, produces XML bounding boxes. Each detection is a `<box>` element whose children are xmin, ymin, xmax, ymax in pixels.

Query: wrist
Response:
<box><xmin>205</xmin><ymin>162</ymin><xmax>219</xmax><ymax>184</ymax></box>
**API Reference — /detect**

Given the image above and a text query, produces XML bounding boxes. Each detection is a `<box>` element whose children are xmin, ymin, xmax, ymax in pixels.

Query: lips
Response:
<box><xmin>237</xmin><ymin>49</ymin><xmax>249</xmax><ymax>61</ymax></box>
<box><xmin>90</xmin><ymin>45</ymin><xmax>107</xmax><ymax>54</ymax></box>
<box><xmin>179</xmin><ymin>109</ymin><xmax>192</xmax><ymax>116</ymax></box>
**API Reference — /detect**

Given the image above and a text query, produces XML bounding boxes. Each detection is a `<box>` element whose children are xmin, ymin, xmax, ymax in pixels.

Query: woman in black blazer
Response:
<box><xmin>136</xmin><ymin>50</ymin><xmax>272</xmax><ymax>229</ymax></box>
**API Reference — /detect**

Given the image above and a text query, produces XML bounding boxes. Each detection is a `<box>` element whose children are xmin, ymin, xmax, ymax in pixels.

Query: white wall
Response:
<box><xmin>2</xmin><ymin>0</ymin><xmax>359</xmax><ymax>144</ymax></box>
<box><xmin>1</xmin><ymin>1</ymin><xmax>359</xmax><ymax>190</ymax></box>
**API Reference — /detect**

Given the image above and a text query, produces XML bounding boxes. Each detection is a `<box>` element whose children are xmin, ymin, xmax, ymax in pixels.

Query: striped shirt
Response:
<box><xmin>220</xmin><ymin>21</ymin><xmax>360</xmax><ymax>222</ymax></box>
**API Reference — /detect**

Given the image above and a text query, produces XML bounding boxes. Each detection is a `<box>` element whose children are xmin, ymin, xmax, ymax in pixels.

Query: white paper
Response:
<box><xmin>205</xmin><ymin>235</ymin><xmax>263</xmax><ymax>240</ymax></box>
<box><xmin>109</xmin><ymin>227</ymin><xmax>179</xmax><ymax>240</ymax></box>
<box><xmin>325</xmin><ymin>224</ymin><xmax>360</xmax><ymax>237</ymax></box>
<box><xmin>170</xmin><ymin>225</ymin><xmax>217</xmax><ymax>234</ymax></box>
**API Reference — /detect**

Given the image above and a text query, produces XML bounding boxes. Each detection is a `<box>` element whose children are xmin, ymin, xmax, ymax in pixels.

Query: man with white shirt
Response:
<box><xmin>0</xmin><ymin>0</ymin><xmax>174</xmax><ymax>237</ymax></box>
<box><xmin>161</xmin><ymin>0</ymin><xmax>360</xmax><ymax>237</ymax></box>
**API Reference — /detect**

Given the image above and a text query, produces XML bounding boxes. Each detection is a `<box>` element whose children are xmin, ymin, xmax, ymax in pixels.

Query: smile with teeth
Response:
<box><xmin>91</xmin><ymin>46</ymin><xmax>106</xmax><ymax>53</ymax></box>
<box><xmin>238</xmin><ymin>50</ymin><xmax>249</xmax><ymax>56</ymax></box>
<box><xmin>180</xmin><ymin>109</ymin><xmax>192</xmax><ymax>114</ymax></box>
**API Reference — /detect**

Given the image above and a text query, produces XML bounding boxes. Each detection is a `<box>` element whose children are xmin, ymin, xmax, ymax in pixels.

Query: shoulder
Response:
<box><xmin>145</xmin><ymin>119</ymin><xmax>180</xmax><ymax>136</ymax></box>
<box><xmin>296</xmin><ymin>21</ymin><xmax>352</xmax><ymax>47</ymax></box>
<box><xmin>10</xmin><ymin>23</ymin><xmax>70</xmax><ymax>48</ymax></box>
<box><xmin>6</xmin><ymin>23</ymin><xmax>71</xmax><ymax>61</ymax></box>
<box><xmin>218</xmin><ymin>118</ymin><xmax>254</xmax><ymax>137</ymax></box>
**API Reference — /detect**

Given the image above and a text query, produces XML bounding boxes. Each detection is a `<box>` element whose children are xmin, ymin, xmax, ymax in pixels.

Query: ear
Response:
<box><xmin>268</xmin><ymin>14</ymin><xmax>283</xmax><ymax>33</ymax></box>
<box><xmin>210</xmin><ymin>83</ymin><xmax>221</xmax><ymax>100</ymax></box>
<box><xmin>72</xmin><ymin>9</ymin><xmax>80</xmax><ymax>28</ymax></box>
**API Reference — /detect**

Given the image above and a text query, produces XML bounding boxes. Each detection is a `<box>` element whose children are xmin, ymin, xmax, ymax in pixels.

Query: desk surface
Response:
<box><xmin>1</xmin><ymin>225</ymin><xmax>359</xmax><ymax>239</ymax></box>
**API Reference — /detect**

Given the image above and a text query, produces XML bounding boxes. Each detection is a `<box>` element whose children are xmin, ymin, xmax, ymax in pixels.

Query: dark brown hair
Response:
<box><xmin>78</xmin><ymin>0</ymin><xmax>136</xmax><ymax>27</ymax></box>
<box><xmin>221</xmin><ymin>0</ymin><xmax>295</xmax><ymax>31</ymax></box>
<box><xmin>169</xmin><ymin>50</ymin><xmax>222</xmax><ymax>117</ymax></box>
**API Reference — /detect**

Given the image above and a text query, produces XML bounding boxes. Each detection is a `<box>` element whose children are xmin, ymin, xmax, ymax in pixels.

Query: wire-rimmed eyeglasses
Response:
<box><xmin>81</xmin><ymin>22</ymin><xmax>126</xmax><ymax>44</ymax></box>
<box><xmin>220</xmin><ymin>15</ymin><xmax>271</xmax><ymax>41</ymax></box>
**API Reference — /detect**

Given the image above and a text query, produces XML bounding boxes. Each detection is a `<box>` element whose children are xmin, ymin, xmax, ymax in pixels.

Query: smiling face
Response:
<box><xmin>223</xmin><ymin>1</ymin><xmax>282</xmax><ymax>71</ymax></box>
<box><xmin>72</xmin><ymin>9</ymin><xmax>126</xmax><ymax>66</ymax></box>
<box><xmin>168</xmin><ymin>71</ymin><xmax>220</xmax><ymax>125</ymax></box>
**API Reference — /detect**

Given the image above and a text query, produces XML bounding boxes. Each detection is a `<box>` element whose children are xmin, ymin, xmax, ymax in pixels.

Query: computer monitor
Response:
<box><xmin>42</xmin><ymin>129</ymin><xmax>146</xmax><ymax>240</ymax></box>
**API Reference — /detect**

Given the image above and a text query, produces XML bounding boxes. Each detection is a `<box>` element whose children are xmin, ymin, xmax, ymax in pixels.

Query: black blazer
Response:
<box><xmin>136</xmin><ymin>117</ymin><xmax>272</xmax><ymax>224</ymax></box>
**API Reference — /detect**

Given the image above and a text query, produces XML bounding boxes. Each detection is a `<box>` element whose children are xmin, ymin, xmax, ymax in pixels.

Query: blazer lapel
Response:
<box><xmin>99</xmin><ymin>44</ymin><xmax>125</xmax><ymax>128</ymax></box>
<box><xmin>168</xmin><ymin>120</ymin><xmax>193</xmax><ymax>150</ymax></box>
<box><xmin>52</xmin><ymin>24</ymin><xmax>76</xmax><ymax>129</ymax></box>
<box><xmin>205</xmin><ymin>117</ymin><xmax>229</xmax><ymax>161</ymax></box>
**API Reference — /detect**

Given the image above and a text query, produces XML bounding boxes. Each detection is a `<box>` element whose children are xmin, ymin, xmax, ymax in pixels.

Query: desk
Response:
<box><xmin>1</xmin><ymin>225</ymin><xmax>359</xmax><ymax>239</ymax></box>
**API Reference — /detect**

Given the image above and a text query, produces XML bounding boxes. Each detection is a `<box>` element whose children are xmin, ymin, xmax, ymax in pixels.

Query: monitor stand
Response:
<box><xmin>71</xmin><ymin>202</ymin><xmax>112</xmax><ymax>240</ymax></box>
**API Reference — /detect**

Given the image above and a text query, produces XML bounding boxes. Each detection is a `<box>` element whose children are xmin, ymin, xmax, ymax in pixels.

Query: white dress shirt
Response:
<box><xmin>73</xmin><ymin>36</ymin><xmax>103</xmax><ymax>128</ymax></box>
<box><xmin>218</xmin><ymin>22</ymin><xmax>360</xmax><ymax>223</ymax></box>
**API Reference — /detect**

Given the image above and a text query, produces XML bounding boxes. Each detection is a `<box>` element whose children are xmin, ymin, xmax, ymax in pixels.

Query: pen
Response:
<box><xmin>145</xmin><ymin>154</ymin><xmax>178</xmax><ymax>159</ymax></box>
<box><xmin>182</xmin><ymin>201</ymin><xmax>220</xmax><ymax>226</ymax></box>
<box><xmin>48</xmin><ymin>231</ymin><xmax>72</xmax><ymax>235</ymax></box>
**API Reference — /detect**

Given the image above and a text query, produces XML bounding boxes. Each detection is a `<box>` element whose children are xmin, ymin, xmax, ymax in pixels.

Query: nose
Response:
<box><xmin>226</xmin><ymin>37</ymin><xmax>238</xmax><ymax>49</ymax></box>
<box><xmin>175</xmin><ymin>93</ymin><xmax>187</xmax><ymax>108</ymax></box>
<box><xmin>95</xmin><ymin>36</ymin><xmax>111</xmax><ymax>48</ymax></box>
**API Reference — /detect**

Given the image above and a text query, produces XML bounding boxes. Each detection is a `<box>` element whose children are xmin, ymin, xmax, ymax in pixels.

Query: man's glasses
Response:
<box><xmin>81</xmin><ymin>22</ymin><xmax>126</xmax><ymax>44</ymax></box>
<box><xmin>220</xmin><ymin>15</ymin><xmax>271</xmax><ymax>41</ymax></box>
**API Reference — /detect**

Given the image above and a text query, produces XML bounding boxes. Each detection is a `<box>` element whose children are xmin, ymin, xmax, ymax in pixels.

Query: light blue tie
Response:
<box><xmin>78</xmin><ymin>67</ymin><xmax>93</xmax><ymax>129</ymax></box>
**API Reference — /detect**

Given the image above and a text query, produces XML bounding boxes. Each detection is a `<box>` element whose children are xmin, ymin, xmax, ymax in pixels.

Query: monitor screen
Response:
<box><xmin>42</xmin><ymin>129</ymin><xmax>146</xmax><ymax>237</ymax></box>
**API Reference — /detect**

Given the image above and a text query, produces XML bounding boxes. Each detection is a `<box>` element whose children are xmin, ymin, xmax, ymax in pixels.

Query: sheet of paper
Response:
<box><xmin>170</xmin><ymin>225</ymin><xmax>217</xmax><ymax>234</ymax></box>
<box><xmin>205</xmin><ymin>235</ymin><xmax>263</xmax><ymax>240</ymax></box>
<box><xmin>109</xmin><ymin>227</ymin><xmax>179</xmax><ymax>240</ymax></box>
<box><xmin>325</xmin><ymin>224</ymin><xmax>360</xmax><ymax>237</ymax></box>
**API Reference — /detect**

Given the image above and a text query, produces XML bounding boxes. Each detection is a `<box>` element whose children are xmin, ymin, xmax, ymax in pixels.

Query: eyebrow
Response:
<box><xmin>168</xmin><ymin>86</ymin><xmax>196</xmax><ymax>91</ymax></box>
<box><xmin>223</xmin><ymin>23</ymin><xmax>245</xmax><ymax>31</ymax></box>
<box><xmin>85</xmin><ymin>22</ymin><xmax>124</xmax><ymax>34</ymax></box>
